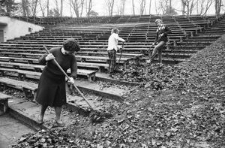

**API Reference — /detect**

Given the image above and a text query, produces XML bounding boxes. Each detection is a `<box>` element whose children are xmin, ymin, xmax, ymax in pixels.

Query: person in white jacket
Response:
<box><xmin>107</xmin><ymin>28</ymin><xmax>125</xmax><ymax>77</ymax></box>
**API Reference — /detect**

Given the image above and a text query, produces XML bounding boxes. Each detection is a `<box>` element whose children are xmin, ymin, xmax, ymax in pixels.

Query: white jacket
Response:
<box><xmin>107</xmin><ymin>33</ymin><xmax>125</xmax><ymax>51</ymax></box>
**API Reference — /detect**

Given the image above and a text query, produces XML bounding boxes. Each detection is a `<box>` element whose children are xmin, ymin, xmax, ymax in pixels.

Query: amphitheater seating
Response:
<box><xmin>1</xmin><ymin>14</ymin><xmax>225</xmax><ymax>117</ymax></box>
<box><xmin>0</xmin><ymin>77</ymin><xmax>37</xmax><ymax>100</ymax></box>
<box><xmin>1</xmin><ymin>14</ymin><xmax>224</xmax><ymax>78</ymax></box>
<box><xmin>0</xmin><ymin>62</ymin><xmax>97</xmax><ymax>81</ymax></box>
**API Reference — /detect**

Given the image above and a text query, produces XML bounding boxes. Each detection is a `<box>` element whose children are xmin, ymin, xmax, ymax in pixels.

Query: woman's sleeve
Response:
<box><xmin>38</xmin><ymin>48</ymin><xmax>54</xmax><ymax>65</ymax></box>
<box><xmin>70</xmin><ymin>55</ymin><xmax>77</xmax><ymax>79</ymax></box>
<box><xmin>115</xmin><ymin>34</ymin><xmax>125</xmax><ymax>42</ymax></box>
<box><xmin>164</xmin><ymin>26</ymin><xmax>172</xmax><ymax>35</ymax></box>
<box><xmin>38</xmin><ymin>54</ymin><xmax>48</xmax><ymax>65</ymax></box>
<box><xmin>117</xmin><ymin>36</ymin><xmax>125</xmax><ymax>42</ymax></box>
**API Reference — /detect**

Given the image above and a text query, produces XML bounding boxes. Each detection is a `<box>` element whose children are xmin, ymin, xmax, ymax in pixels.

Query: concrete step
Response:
<box><xmin>6</xmin><ymin>94</ymin><xmax>79</xmax><ymax>130</ymax></box>
<box><xmin>0</xmin><ymin>76</ymin><xmax>125</xmax><ymax>102</ymax></box>
<box><xmin>164</xmin><ymin>49</ymin><xmax>198</xmax><ymax>54</ymax></box>
<box><xmin>0</xmin><ymin>84</ymin><xmax>122</xmax><ymax>130</ymax></box>
<box><xmin>191</xmin><ymin>35</ymin><xmax>220</xmax><ymax>39</ymax></box>
<box><xmin>185</xmin><ymin>39</ymin><xmax>217</xmax><ymax>42</ymax></box>
<box><xmin>0</xmin><ymin>109</ymin><xmax>34</xmax><ymax>147</ymax></box>
<box><xmin>162</xmin><ymin>53</ymin><xmax>192</xmax><ymax>59</ymax></box>
<box><xmin>177</xmin><ymin>42</ymin><xmax>212</xmax><ymax>46</ymax></box>
<box><xmin>169</xmin><ymin>46</ymin><xmax>205</xmax><ymax>50</ymax></box>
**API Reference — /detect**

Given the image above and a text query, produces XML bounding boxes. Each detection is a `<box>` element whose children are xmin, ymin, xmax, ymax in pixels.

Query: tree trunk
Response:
<box><xmin>87</xmin><ymin>0</ymin><xmax>92</xmax><ymax>17</ymax></box>
<box><xmin>197</xmin><ymin>0</ymin><xmax>198</xmax><ymax>14</ymax></box>
<box><xmin>33</xmin><ymin>0</ymin><xmax>38</xmax><ymax>17</ymax></box>
<box><xmin>215</xmin><ymin>0</ymin><xmax>222</xmax><ymax>18</ymax></box>
<box><xmin>106</xmin><ymin>0</ymin><xmax>115</xmax><ymax>16</ymax></box>
<box><xmin>21</xmin><ymin>0</ymin><xmax>29</xmax><ymax>17</ymax></box>
<box><xmin>70</xmin><ymin>0</ymin><xmax>81</xmax><ymax>18</ymax></box>
<box><xmin>38</xmin><ymin>0</ymin><xmax>45</xmax><ymax>17</ymax></box>
<box><xmin>187</xmin><ymin>1</ymin><xmax>189</xmax><ymax>16</ymax></box>
<box><xmin>80</xmin><ymin>0</ymin><xmax>85</xmax><ymax>17</ymax></box>
<box><xmin>132</xmin><ymin>0</ymin><xmax>135</xmax><ymax>15</ymax></box>
<box><xmin>181</xmin><ymin>0</ymin><xmax>186</xmax><ymax>15</ymax></box>
<box><xmin>46</xmin><ymin>0</ymin><xmax>49</xmax><ymax>16</ymax></box>
<box><xmin>203</xmin><ymin>0</ymin><xmax>213</xmax><ymax>16</ymax></box>
<box><xmin>61</xmin><ymin>0</ymin><xmax>63</xmax><ymax>16</ymax></box>
<box><xmin>21</xmin><ymin>0</ymin><xmax>26</xmax><ymax>16</ymax></box>
<box><xmin>149</xmin><ymin>0</ymin><xmax>152</xmax><ymax>14</ymax></box>
<box><xmin>120</xmin><ymin>0</ymin><xmax>126</xmax><ymax>15</ymax></box>
<box><xmin>140</xmin><ymin>0</ymin><xmax>146</xmax><ymax>15</ymax></box>
<box><xmin>111</xmin><ymin>0</ymin><xmax>114</xmax><ymax>16</ymax></box>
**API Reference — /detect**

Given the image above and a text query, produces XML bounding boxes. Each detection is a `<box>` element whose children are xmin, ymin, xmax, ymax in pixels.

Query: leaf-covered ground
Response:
<box><xmin>12</xmin><ymin>36</ymin><xmax>225</xmax><ymax>148</ymax></box>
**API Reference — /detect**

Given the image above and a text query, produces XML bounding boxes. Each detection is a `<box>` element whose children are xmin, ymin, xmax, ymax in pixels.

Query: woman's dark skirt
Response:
<box><xmin>36</xmin><ymin>68</ymin><xmax>66</xmax><ymax>107</ymax></box>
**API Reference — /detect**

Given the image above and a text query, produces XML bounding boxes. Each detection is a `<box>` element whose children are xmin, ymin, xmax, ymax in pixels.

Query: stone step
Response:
<box><xmin>176</xmin><ymin>42</ymin><xmax>212</xmax><ymax>46</ymax></box>
<box><xmin>0</xmin><ymin>109</ymin><xmax>35</xmax><ymax>147</ymax></box>
<box><xmin>191</xmin><ymin>35</ymin><xmax>220</xmax><ymax>39</ymax></box>
<box><xmin>0</xmin><ymin>76</ymin><xmax>124</xmax><ymax>102</ymax></box>
<box><xmin>164</xmin><ymin>49</ymin><xmax>198</xmax><ymax>54</ymax></box>
<box><xmin>6</xmin><ymin>94</ymin><xmax>81</xmax><ymax>130</ymax></box>
<box><xmin>169</xmin><ymin>46</ymin><xmax>205</xmax><ymax>50</ymax></box>
<box><xmin>0</xmin><ymin>77</ymin><xmax>38</xmax><ymax>100</ymax></box>
<box><xmin>0</xmin><ymin>92</ymin><xmax>12</xmax><ymax>113</ymax></box>
<box><xmin>185</xmin><ymin>39</ymin><xmax>217</xmax><ymax>42</ymax></box>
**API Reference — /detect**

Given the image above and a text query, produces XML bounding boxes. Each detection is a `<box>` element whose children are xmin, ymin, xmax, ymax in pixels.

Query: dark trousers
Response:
<box><xmin>107</xmin><ymin>49</ymin><xmax>116</xmax><ymax>73</ymax></box>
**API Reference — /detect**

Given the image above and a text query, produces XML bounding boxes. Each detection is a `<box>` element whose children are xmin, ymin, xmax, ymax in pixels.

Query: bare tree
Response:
<box><xmin>158</xmin><ymin>0</ymin><xmax>169</xmax><ymax>15</ymax></box>
<box><xmin>185</xmin><ymin>0</ymin><xmax>196</xmax><ymax>16</ymax></box>
<box><xmin>1</xmin><ymin>0</ymin><xmax>17</xmax><ymax>16</ymax></box>
<box><xmin>215</xmin><ymin>0</ymin><xmax>222</xmax><ymax>17</ymax></box>
<box><xmin>132</xmin><ymin>0</ymin><xmax>135</xmax><ymax>15</ymax></box>
<box><xmin>86</xmin><ymin>0</ymin><xmax>93</xmax><ymax>17</ymax></box>
<box><xmin>105</xmin><ymin>0</ymin><xmax>115</xmax><ymax>16</ymax></box>
<box><xmin>80</xmin><ymin>0</ymin><xmax>85</xmax><ymax>17</ymax></box>
<box><xmin>120</xmin><ymin>0</ymin><xmax>126</xmax><ymax>15</ymax></box>
<box><xmin>155</xmin><ymin>0</ymin><xmax>159</xmax><ymax>15</ymax></box>
<box><xmin>197</xmin><ymin>0</ymin><xmax>199</xmax><ymax>13</ymax></box>
<box><xmin>47</xmin><ymin>0</ymin><xmax>49</xmax><ymax>16</ymax></box>
<box><xmin>181</xmin><ymin>0</ymin><xmax>199</xmax><ymax>16</ymax></box>
<box><xmin>61</xmin><ymin>0</ymin><xmax>63</xmax><ymax>16</ymax></box>
<box><xmin>189</xmin><ymin>0</ymin><xmax>195</xmax><ymax>15</ymax></box>
<box><xmin>31</xmin><ymin>0</ymin><xmax>38</xmax><ymax>17</ymax></box>
<box><xmin>38</xmin><ymin>0</ymin><xmax>47</xmax><ymax>17</ymax></box>
<box><xmin>181</xmin><ymin>0</ymin><xmax>186</xmax><ymax>15</ymax></box>
<box><xmin>21</xmin><ymin>0</ymin><xmax>29</xmax><ymax>16</ymax></box>
<box><xmin>70</xmin><ymin>0</ymin><xmax>79</xmax><ymax>17</ymax></box>
<box><xmin>149</xmin><ymin>0</ymin><xmax>152</xmax><ymax>14</ymax></box>
<box><xmin>21</xmin><ymin>0</ymin><xmax>39</xmax><ymax>17</ymax></box>
<box><xmin>140</xmin><ymin>0</ymin><xmax>146</xmax><ymax>15</ymax></box>
<box><xmin>54</xmin><ymin>0</ymin><xmax>60</xmax><ymax>16</ymax></box>
<box><xmin>200</xmin><ymin>0</ymin><xmax>213</xmax><ymax>16</ymax></box>
<box><xmin>70</xmin><ymin>0</ymin><xmax>85</xmax><ymax>18</ymax></box>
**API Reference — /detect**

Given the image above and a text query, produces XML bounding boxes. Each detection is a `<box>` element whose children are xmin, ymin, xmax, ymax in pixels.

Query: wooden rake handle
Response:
<box><xmin>43</xmin><ymin>45</ymin><xmax>95</xmax><ymax>109</ymax></box>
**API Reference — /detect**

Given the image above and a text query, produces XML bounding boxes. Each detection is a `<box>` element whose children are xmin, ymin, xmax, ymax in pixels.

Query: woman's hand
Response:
<box><xmin>45</xmin><ymin>53</ymin><xmax>55</xmax><ymax>61</ymax></box>
<box><xmin>159</xmin><ymin>33</ymin><xmax>164</xmax><ymax>38</ymax></box>
<box><xmin>67</xmin><ymin>77</ymin><xmax>75</xmax><ymax>84</ymax></box>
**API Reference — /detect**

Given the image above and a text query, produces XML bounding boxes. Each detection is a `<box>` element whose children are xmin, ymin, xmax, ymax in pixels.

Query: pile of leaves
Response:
<box><xmin>12</xmin><ymin>36</ymin><xmax>225</xmax><ymax>147</ymax></box>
